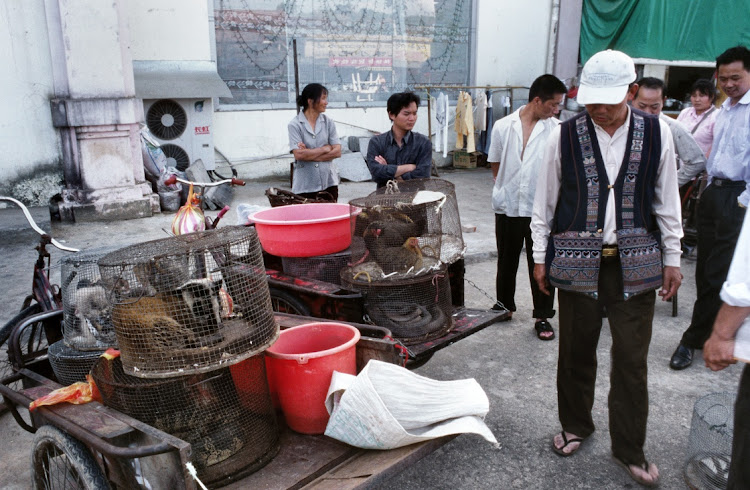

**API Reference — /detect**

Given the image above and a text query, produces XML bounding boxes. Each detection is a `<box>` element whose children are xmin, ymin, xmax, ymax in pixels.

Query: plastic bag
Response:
<box><xmin>171</xmin><ymin>183</ymin><xmax>205</xmax><ymax>235</ymax></box>
<box><xmin>324</xmin><ymin>360</ymin><xmax>497</xmax><ymax>449</ymax></box>
<box><xmin>236</xmin><ymin>203</ymin><xmax>270</xmax><ymax>225</ymax></box>
<box><xmin>140</xmin><ymin>125</ymin><xmax>167</xmax><ymax>179</ymax></box>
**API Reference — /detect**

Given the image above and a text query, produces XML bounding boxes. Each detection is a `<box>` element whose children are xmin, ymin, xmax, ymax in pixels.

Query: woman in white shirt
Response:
<box><xmin>677</xmin><ymin>79</ymin><xmax>718</xmax><ymax>157</ymax></box>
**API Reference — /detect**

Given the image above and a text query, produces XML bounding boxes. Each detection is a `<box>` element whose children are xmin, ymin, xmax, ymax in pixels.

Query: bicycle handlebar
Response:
<box><xmin>0</xmin><ymin>197</ymin><xmax>79</xmax><ymax>252</ymax></box>
<box><xmin>164</xmin><ymin>175</ymin><xmax>245</xmax><ymax>187</ymax></box>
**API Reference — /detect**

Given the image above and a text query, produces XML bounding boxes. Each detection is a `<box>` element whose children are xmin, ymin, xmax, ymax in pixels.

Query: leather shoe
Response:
<box><xmin>670</xmin><ymin>344</ymin><xmax>694</xmax><ymax>370</ymax></box>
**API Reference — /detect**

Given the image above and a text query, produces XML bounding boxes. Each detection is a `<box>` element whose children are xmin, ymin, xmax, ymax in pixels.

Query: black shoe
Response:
<box><xmin>670</xmin><ymin>344</ymin><xmax>694</xmax><ymax>370</ymax></box>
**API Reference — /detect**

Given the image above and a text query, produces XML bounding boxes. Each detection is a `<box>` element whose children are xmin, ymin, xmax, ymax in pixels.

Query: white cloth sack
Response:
<box><xmin>324</xmin><ymin>360</ymin><xmax>497</xmax><ymax>449</ymax></box>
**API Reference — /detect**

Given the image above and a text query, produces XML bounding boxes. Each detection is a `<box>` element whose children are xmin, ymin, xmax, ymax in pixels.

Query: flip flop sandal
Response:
<box><xmin>552</xmin><ymin>431</ymin><xmax>583</xmax><ymax>457</ymax></box>
<box><xmin>535</xmin><ymin>320</ymin><xmax>555</xmax><ymax>340</ymax></box>
<box><xmin>613</xmin><ymin>457</ymin><xmax>660</xmax><ymax>487</ymax></box>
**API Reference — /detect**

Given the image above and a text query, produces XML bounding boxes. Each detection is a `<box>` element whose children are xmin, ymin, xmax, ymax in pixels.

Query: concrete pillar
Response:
<box><xmin>45</xmin><ymin>0</ymin><xmax>155</xmax><ymax>221</ymax></box>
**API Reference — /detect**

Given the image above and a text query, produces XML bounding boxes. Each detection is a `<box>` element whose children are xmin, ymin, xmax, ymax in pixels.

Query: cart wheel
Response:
<box><xmin>269</xmin><ymin>288</ymin><xmax>311</xmax><ymax>316</ymax></box>
<box><xmin>0</xmin><ymin>304</ymin><xmax>44</xmax><ymax>413</ymax></box>
<box><xmin>31</xmin><ymin>425</ymin><xmax>110</xmax><ymax>490</ymax></box>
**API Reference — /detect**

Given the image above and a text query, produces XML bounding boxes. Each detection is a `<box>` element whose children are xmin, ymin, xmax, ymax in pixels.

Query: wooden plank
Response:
<box><xmin>300</xmin><ymin>436</ymin><xmax>456</xmax><ymax>489</ymax></box>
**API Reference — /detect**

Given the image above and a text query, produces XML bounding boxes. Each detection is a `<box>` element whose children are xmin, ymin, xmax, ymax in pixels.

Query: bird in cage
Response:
<box><xmin>369</xmin><ymin>236</ymin><xmax>424</xmax><ymax>274</ymax></box>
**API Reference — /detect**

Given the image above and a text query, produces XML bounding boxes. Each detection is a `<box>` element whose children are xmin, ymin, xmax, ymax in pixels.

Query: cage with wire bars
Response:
<box><xmin>281</xmin><ymin>248</ymin><xmax>352</xmax><ymax>285</ymax></box>
<box><xmin>91</xmin><ymin>353</ymin><xmax>279</xmax><ymax>485</ymax></box>
<box><xmin>61</xmin><ymin>248</ymin><xmax>119</xmax><ymax>351</ymax></box>
<box><xmin>345</xmin><ymin>179</ymin><xmax>465</xmax><ymax>284</ymax></box>
<box><xmin>684</xmin><ymin>392</ymin><xmax>736</xmax><ymax>490</ymax></box>
<box><xmin>47</xmin><ymin>340</ymin><xmax>104</xmax><ymax>386</ymax></box>
<box><xmin>97</xmin><ymin>226</ymin><xmax>278</xmax><ymax>378</ymax></box>
<box><xmin>341</xmin><ymin>266</ymin><xmax>453</xmax><ymax>344</ymax></box>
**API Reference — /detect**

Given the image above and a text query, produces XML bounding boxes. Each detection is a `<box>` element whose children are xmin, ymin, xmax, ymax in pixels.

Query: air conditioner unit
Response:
<box><xmin>142</xmin><ymin>98</ymin><xmax>217</xmax><ymax>171</ymax></box>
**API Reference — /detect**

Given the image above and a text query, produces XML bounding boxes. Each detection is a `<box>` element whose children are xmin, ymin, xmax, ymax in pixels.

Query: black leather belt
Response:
<box><xmin>712</xmin><ymin>177</ymin><xmax>745</xmax><ymax>187</ymax></box>
<box><xmin>602</xmin><ymin>246</ymin><xmax>618</xmax><ymax>258</ymax></box>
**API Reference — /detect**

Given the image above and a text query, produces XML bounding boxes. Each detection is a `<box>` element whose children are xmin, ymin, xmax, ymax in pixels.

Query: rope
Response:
<box><xmin>186</xmin><ymin>462</ymin><xmax>208</xmax><ymax>490</ymax></box>
<box><xmin>432</xmin><ymin>273</ymin><xmax>445</xmax><ymax>303</ymax></box>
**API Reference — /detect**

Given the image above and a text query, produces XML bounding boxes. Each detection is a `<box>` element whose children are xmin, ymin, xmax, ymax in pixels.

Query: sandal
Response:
<box><xmin>613</xmin><ymin>457</ymin><xmax>660</xmax><ymax>487</ymax></box>
<box><xmin>535</xmin><ymin>320</ymin><xmax>555</xmax><ymax>340</ymax></box>
<box><xmin>552</xmin><ymin>431</ymin><xmax>583</xmax><ymax>457</ymax></box>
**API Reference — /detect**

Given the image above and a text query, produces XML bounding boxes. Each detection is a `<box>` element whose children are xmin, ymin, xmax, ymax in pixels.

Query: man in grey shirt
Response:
<box><xmin>631</xmin><ymin>77</ymin><xmax>707</xmax><ymax>186</ymax></box>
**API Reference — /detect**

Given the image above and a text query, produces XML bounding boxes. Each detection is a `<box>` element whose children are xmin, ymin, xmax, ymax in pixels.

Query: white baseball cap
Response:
<box><xmin>577</xmin><ymin>50</ymin><xmax>636</xmax><ymax>105</ymax></box>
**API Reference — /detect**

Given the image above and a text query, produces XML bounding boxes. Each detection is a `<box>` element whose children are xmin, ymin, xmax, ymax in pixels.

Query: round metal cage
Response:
<box><xmin>48</xmin><ymin>340</ymin><xmax>104</xmax><ymax>386</ymax></box>
<box><xmin>347</xmin><ymin>179</ymin><xmax>465</xmax><ymax>281</ymax></box>
<box><xmin>341</xmin><ymin>266</ymin><xmax>453</xmax><ymax>344</ymax></box>
<box><xmin>97</xmin><ymin>226</ymin><xmax>278</xmax><ymax>378</ymax></box>
<box><xmin>684</xmin><ymin>392</ymin><xmax>736</xmax><ymax>490</ymax></box>
<box><xmin>91</xmin><ymin>354</ymin><xmax>279</xmax><ymax>485</ymax></box>
<box><xmin>61</xmin><ymin>248</ymin><xmax>119</xmax><ymax>351</ymax></box>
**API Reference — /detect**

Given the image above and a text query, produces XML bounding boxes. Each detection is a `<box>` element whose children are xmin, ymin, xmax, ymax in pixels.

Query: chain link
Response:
<box><xmin>464</xmin><ymin>277</ymin><xmax>508</xmax><ymax>311</ymax></box>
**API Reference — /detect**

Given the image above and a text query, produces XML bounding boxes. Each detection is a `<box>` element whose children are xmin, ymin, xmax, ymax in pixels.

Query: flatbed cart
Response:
<box><xmin>1</xmin><ymin>312</ymin><xmax>458</xmax><ymax>490</ymax></box>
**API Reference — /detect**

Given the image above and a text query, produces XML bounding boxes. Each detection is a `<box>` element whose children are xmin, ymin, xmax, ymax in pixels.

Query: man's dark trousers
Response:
<box><xmin>557</xmin><ymin>256</ymin><xmax>655</xmax><ymax>466</ymax></box>
<box><xmin>495</xmin><ymin>213</ymin><xmax>555</xmax><ymax>318</ymax></box>
<box><xmin>681</xmin><ymin>183</ymin><xmax>746</xmax><ymax>349</ymax></box>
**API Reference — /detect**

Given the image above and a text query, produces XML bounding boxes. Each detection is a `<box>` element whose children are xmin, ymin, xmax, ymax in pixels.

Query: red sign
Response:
<box><xmin>195</xmin><ymin>126</ymin><xmax>210</xmax><ymax>135</ymax></box>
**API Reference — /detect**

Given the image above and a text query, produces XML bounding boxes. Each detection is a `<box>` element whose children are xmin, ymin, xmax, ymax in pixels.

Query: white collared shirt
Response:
<box><xmin>531</xmin><ymin>108</ymin><xmax>683</xmax><ymax>267</ymax></box>
<box><xmin>488</xmin><ymin>106</ymin><xmax>560</xmax><ymax>217</ymax></box>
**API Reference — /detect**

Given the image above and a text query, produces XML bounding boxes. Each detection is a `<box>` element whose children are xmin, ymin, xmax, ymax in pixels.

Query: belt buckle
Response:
<box><xmin>602</xmin><ymin>246</ymin><xmax>618</xmax><ymax>258</ymax></box>
<box><xmin>714</xmin><ymin>178</ymin><xmax>724</xmax><ymax>186</ymax></box>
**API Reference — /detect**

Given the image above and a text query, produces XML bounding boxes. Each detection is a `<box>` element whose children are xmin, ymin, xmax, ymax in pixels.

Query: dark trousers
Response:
<box><xmin>682</xmin><ymin>184</ymin><xmax>746</xmax><ymax>349</ymax></box>
<box><xmin>495</xmin><ymin>214</ymin><xmax>555</xmax><ymax>318</ymax></box>
<box><xmin>728</xmin><ymin>364</ymin><xmax>750</xmax><ymax>489</ymax></box>
<box><xmin>557</xmin><ymin>257</ymin><xmax>655</xmax><ymax>466</ymax></box>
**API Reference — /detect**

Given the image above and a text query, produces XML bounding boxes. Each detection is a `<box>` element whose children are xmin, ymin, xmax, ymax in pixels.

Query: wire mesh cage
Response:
<box><xmin>91</xmin><ymin>353</ymin><xmax>279</xmax><ymax>485</ymax></box>
<box><xmin>281</xmin><ymin>248</ymin><xmax>352</xmax><ymax>285</ymax></box>
<box><xmin>61</xmin><ymin>248</ymin><xmax>119</xmax><ymax>351</ymax></box>
<box><xmin>48</xmin><ymin>340</ymin><xmax>104</xmax><ymax>386</ymax></box>
<box><xmin>346</xmin><ymin>178</ymin><xmax>465</xmax><ymax>283</ymax></box>
<box><xmin>97</xmin><ymin>226</ymin><xmax>278</xmax><ymax>378</ymax></box>
<box><xmin>341</xmin><ymin>266</ymin><xmax>453</xmax><ymax>344</ymax></box>
<box><xmin>684</xmin><ymin>392</ymin><xmax>736</xmax><ymax>490</ymax></box>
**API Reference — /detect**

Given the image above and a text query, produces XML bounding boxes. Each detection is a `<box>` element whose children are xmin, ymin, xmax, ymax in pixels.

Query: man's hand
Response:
<box><xmin>297</xmin><ymin>142</ymin><xmax>307</xmax><ymax>150</ymax></box>
<box><xmin>704</xmin><ymin>333</ymin><xmax>737</xmax><ymax>371</ymax></box>
<box><xmin>659</xmin><ymin>266</ymin><xmax>682</xmax><ymax>301</ymax></box>
<box><xmin>533</xmin><ymin>264</ymin><xmax>550</xmax><ymax>295</ymax></box>
<box><xmin>375</xmin><ymin>155</ymin><xmax>388</xmax><ymax>166</ymax></box>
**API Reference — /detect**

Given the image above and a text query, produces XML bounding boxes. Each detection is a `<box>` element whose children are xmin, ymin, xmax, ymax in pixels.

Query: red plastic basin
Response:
<box><xmin>251</xmin><ymin>203</ymin><xmax>357</xmax><ymax>257</ymax></box>
<box><xmin>265</xmin><ymin>322</ymin><xmax>360</xmax><ymax>434</ymax></box>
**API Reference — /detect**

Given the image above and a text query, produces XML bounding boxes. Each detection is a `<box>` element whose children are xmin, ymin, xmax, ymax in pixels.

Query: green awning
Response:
<box><xmin>580</xmin><ymin>0</ymin><xmax>750</xmax><ymax>64</ymax></box>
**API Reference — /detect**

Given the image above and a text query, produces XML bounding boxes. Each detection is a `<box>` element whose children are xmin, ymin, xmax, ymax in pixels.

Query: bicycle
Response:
<box><xmin>0</xmin><ymin>197</ymin><xmax>78</xmax><ymax>404</ymax></box>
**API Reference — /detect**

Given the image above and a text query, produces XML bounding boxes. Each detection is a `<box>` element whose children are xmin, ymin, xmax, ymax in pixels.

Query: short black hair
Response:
<box><xmin>528</xmin><ymin>74</ymin><xmax>567</xmax><ymax>103</ymax></box>
<box><xmin>297</xmin><ymin>83</ymin><xmax>328</xmax><ymax>110</ymax></box>
<box><xmin>387</xmin><ymin>92</ymin><xmax>421</xmax><ymax>116</ymax></box>
<box><xmin>689</xmin><ymin>79</ymin><xmax>717</xmax><ymax>103</ymax></box>
<box><xmin>716</xmin><ymin>45</ymin><xmax>750</xmax><ymax>72</ymax></box>
<box><xmin>635</xmin><ymin>77</ymin><xmax>667</xmax><ymax>98</ymax></box>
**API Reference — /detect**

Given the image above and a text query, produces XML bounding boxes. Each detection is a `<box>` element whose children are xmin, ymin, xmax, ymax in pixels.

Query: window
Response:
<box><xmin>214</xmin><ymin>0</ymin><xmax>474</xmax><ymax>106</ymax></box>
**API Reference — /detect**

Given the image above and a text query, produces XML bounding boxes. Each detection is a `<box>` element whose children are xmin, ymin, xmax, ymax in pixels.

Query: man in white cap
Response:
<box><xmin>531</xmin><ymin>49</ymin><xmax>683</xmax><ymax>487</ymax></box>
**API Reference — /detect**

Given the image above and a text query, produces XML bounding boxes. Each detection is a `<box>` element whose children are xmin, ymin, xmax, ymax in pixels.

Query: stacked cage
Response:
<box><xmin>342</xmin><ymin>179</ymin><xmax>465</xmax><ymax>344</ymax></box>
<box><xmin>51</xmin><ymin>249</ymin><xmax>119</xmax><ymax>385</ymax></box>
<box><xmin>281</xmin><ymin>248</ymin><xmax>352</xmax><ymax>285</ymax></box>
<box><xmin>95</xmin><ymin>226</ymin><xmax>280</xmax><ymax>484</ymax></box>
<box><xmin>684</xmin><ymin>392</ymin><xmax>736</xmax><ymax>490</ymax></box>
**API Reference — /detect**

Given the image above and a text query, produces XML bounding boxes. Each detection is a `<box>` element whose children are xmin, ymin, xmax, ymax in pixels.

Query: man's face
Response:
<box><xmin>532</xmin><ymin>94</ymin><xmax>564</xmax><ymax>119</ymax></box>
<box><xmin>717</xmin><ymin>60</ymin><xmax>750</xmax><ymax>103</ymax></box>
<box><xmin>632</xmin><ymin>86</ymin><xmax>664</xmax><ymax>115</ymax></box>
<box><xmin>585</xmin><ymin>86</ymin><xmax>636</xmax><ymax>131</ymax></box>
<box><xmin>390</xmin><ymin>102</ymin><xmax>418</xmax><ymax>132</ymax></box>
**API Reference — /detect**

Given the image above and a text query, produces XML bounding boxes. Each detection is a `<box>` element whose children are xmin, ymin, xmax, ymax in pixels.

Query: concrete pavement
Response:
<box><xmin>0</xmin><ymin>167</ymin><xmax>743</xmax><ymax>489</ymax></box>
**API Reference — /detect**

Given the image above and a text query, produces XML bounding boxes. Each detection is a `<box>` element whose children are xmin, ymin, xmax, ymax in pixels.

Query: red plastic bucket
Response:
<box><xmin>250</xmin><ymin>203</ymin><xmax>359</xmax><ymax>257</ymax></box>
<box><xmin>265</xmin><ymin>322</ymin><xmax>360</xmax><ymax>434</ymax></box>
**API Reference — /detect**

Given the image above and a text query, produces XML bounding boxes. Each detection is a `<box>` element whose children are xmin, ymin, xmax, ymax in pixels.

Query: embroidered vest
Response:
<box><xmin>546</xmin><ymin>110</ymin><xmax>663</xmax><ymax>300</ymax></box>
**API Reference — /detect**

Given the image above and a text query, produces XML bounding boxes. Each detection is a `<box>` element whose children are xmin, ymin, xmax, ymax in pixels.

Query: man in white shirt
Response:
<box><xmin>530</xmin><ymin>50</ymin><xmax>683</xmax><ymax>487</ymax></box>
<box><xmin>704</xmin><ymin>207</ymin><xmax>750</xmax><ymax>489</ymax></box>
<box><xmin>488</xmin><ymin>74</ymin><xmax>566</xmax><ymax>341</ymax></box>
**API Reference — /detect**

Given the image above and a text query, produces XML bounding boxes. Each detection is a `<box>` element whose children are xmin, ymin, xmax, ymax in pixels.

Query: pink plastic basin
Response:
<box><xmin>265</xmin><ymin>322</ymin><xmax>360</xmax><ymax>434</ymax></box>
<box><xmin>251</xmin><ymin>203</ymin><xmax>357</xmax><ymax>257</ymax></box>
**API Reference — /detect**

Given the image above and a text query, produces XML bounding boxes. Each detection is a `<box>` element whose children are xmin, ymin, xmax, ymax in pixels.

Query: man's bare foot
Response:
<box><xmin>552</xmin><ymin>431</ymin><xmax>583</xmax><ymax>456</ymax></box>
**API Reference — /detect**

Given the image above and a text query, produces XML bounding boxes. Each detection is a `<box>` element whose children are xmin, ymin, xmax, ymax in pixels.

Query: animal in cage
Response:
<box><xmin>132</xmin><ymin>256</ymin><xmax>189</xmax><ymax>295</ymax></box>
<box><xmin>71</xmin><ymin>280</ymin><xmax>115</xmax><ymax>345</ymax></box>
<box><xmin>111</xmin><ymin>278</ymin><xmax>226</xmax><ymax>352</ymax></box>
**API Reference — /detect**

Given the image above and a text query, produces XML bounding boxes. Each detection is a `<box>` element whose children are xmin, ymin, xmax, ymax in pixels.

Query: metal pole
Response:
<box><xmin>292</xmin><ymin>39</ymin><xmax>300</xmax><ymax>185</ymax></box>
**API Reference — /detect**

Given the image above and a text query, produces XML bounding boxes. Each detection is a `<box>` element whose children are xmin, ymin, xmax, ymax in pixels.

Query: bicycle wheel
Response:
<box><xmin>0</xmin><ymin>304</ymin><xmax>42</xmax><ymax>382</ymax></box>
<box><xmin>31</xmin><ymin>425</ymin><xmax>110</xmax><ymax>490</ymax></box>
<box><xmin>269</xmin><ymin>288</ymin><xmax>311</xmax><ymax>316</ymax></box>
